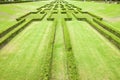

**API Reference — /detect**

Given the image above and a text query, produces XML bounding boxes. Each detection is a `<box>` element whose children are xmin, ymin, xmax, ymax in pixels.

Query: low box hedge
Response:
<box><xmin>86</xmin><ymin>19</ymin><xmax>120</xmax><ymax>49</ymax></box>
<box><xmin>93</xmin><ymin>18</ymin><xmax>120</xmax><ymax>38</ymax></box>
<box><xmin>0</xmin><ymin>19</ymin><xmax>25</xmax><ymax>38</ymax></box>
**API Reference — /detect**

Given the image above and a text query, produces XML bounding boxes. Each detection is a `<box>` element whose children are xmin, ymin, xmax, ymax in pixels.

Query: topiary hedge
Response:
<box><xmin>62</xmin><ymin>19</ymin><xmax>79</xmax><ymax>80</ymax></box>
<box><xmin>93</xmin><ymin>18</ymin><xmax>120</xmax><ymax>38</ymax></box>
<box><xmin>0</xmin><ymin>19</ymin><xmax>25</xmax><ymax>38</ymax></box>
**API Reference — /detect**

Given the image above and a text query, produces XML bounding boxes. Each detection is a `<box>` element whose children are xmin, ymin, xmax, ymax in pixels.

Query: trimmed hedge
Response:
<box><xmin>47</xmin><ymin>12</ymin><xmax>54</xmax><ymax>21</ymax></box>
<box><xmin>88</xmin><ymin>12</ymin><xmax>103</xmax><ymax>20</ymax></box>
<box><xmin>52</xmin><ymin>10</ymin><xmax>58</xmax><ymax>14</ymax></box>
<box><xmin>0</xmin><ymin>13</ymin><xmax>46</xmax><ymax>49</ymax></box>
<box><xmin>0</xmin><ymin>19</ymin><xmax>25</xmax><ymax>38</ymax></box>
<box><xmin>16</xmin><ymin>12</ymin><xmax>31</xmax><ymax>21</ymax></box>
<box><xmin>40</xmin><ymin>12</ymin><xmax>45</xmax><ymax>14</ymax></box>
<box><xmin>61</xmin><ymin>11</ymin><xmax>67</xmax><ymax>14</ymax></box>
<box><xmin>62</xmin><ymin>19</ymin><xmax>79</xmax><ymax>80</ymax></box>
<box><xmin>52</xmin><ymin>12</ymin><xmax>58</xmax><ymax>14</ymax></box>
<box><xmin>86</xmin><ymin>19</ymin><xmax>120</xmax><ymax>49</ymax></box>
<box><xmin>72</xmin><ymin>13</ymin><xmax>86</xmax><ymax>21</ymax></box>
<box><xmin>16</xmin><ymin>10</ymin><xmax>41</xmax><ymax>21</ymax></box>
<box><xmin>74</xmin><ymin>11</ymin><xmax>79</xmax><ymax>14</ymax></box>
<box><xmin>65</xmin><ymin>11</ymin><xmax>72</xmax><ymax>21</ymax></box>
<box><xmin>76</xmin><ymin>8</ymin><xmax>103</xmax><ymax>20</ymax></box>
<box><xmin>40</xmin><ymin>13</ymin><xmax>47</xmax><ymax>20</ymax></box>
<box><xmin>0</xmin><ymin>19</ymin><xmax>33</xmax><ymax>49</ymax></box>
<box><xmin>62</xmin><ymin>8</ymin><xmax>66</xmax><ymax>10</ymax></box>
<box><xmin>47</xmin><ymin>18</ymin><xmax>54</xmax><ymax>21</ymax></box>
<box><xmin>80</xmin><ymin>11</ymin><xmax>103</xmax><ymax>20</ymax></box>
<box><xmin>40</xmin><ymin>20</ymin><xmax>57</xmax><ymax>80</ymax></box>
<box><xmin>0</xmin><ymin>1</ymin><xmax>32</xmax><ymax>4</ymax></box>
<box><xmin>64</xmin><ymin>18</ymin><xmax>72</xmax><ymax>21</ymax></box>
<box><xmin>93</xmin><ymin>18</ymin><xmax>120</xmax><ymax>38</ymax></box>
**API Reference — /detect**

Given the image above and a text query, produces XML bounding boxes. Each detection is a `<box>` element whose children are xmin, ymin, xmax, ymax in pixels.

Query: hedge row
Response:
<box><xmin>0</xmin><ymin>1</ymin><xmax>32</xmax><ymax>4</ymax></box>
<box><xmin>47</xmin><ymin>12</ymin><xmax>54</xmax><ymax>21</ymax></box>
<box><xmin>61</xmin><ymin>11</ymin><xmax>67</xmax><ymax>14</ymax></box>
<box><xmin>65</xmin><ymin>11</ymin><xmax>72</xmax><ymax>21</ymax></box>
<box><xmin>34</xmin><ymin>13</ymin><xmax>47</xmax><ymax>21</ymax></box>
<box><xmin>62</xmin><ymin>8</ymin><xmax>66</xmax><ymax>10</ymax></box>
<box><xmin>16</xmin><ymin>12</ymin><xmax>31</xmax><ymax>21</ymax></box>
<box><xmin>40</xmin><ymin>20</ymin><xmax>57</xmax><ymax>80</ymax></box>
<box><xmin>88</xmin><ymin>12</ymin><xmax>103</xmax><ymax>20</ymax></box>
<box><xmin>76</xmin><ymin>8</ymin><xmax>102</xmax><ymax>20</ymax></box>
<box><xmin>81</xmin><ymin>11</ymin><xmax>103</xmax><ymax>20</ymax></box>
<box><xmin>52</xmin><ymin>10</ymin><xmax>58</xmax><ymax>14</ymax></box>
<box><xmin>62</xmin><ymin>19</ymin><xmax>79</xmax><ymax>80</ymax></box>
<box><xmin>72</xmin><ymin>13</ymin><xmax>87</xmax><ymax>21</ymax></box>
<box><xmin>16</xmin><ymin>10</ymin><xmax>41</xmax><ymax>21</ymax></box>
<box><xmin>0</xmin><ymin>13</ymin><xmax>46</xmax><ymax>49</ymax></box>
<box><xmin>86</xmin><ymin>19</ymin><xmax>120</xmax><ymax>49</ymax></box>
<box><xmin>72</xmin><ymin>9</ymin><xmax>79</xmax><ymax>14</ymax></box>
<box><xmin>0</xmin><ymin>19</ymin><xmax>25</xmax><ymax>38</ymax></box>
<box><xmin>0</xmin><ymin>19</ymin><xmax>32</xmax><ymax>49</ymax></box>
<box><xmin>93</xmin><ymin>18</ymin><xmax>120</xmax><ymax>38</ymax></box>
<box><xmin>36</xmin><ymin>4</ymin><xmax>48</xmax><ymax>10</ymax></box>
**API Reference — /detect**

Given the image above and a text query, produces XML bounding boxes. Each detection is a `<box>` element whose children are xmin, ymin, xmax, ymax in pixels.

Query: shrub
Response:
<box><xmin>16</xmin><ymin>12</ymin><xmax>31</xmax><ymax>21</ymax></box>
<box><xmin>86</xmin><ymin>19</ymin><xmax>120</xmax><ymax>49</ymax></box>
<box><xmin>40</xmin><ymin>12</ymin><xmax>45</xmax><ymax>14</ymax></box>
<box><xmin>61</xmin><ymin>11</ymin><xmax>67</xmax><ymax>14</ymax></box>
<box><xmin>93</xmin><ymin>18</ymin><xmax>120</xmax><ymax>38</ymax></box>
<box><xmin>62</xmin><ymin>19</ymin><xmax>79</xmax><ymax>80</ymax></box>
<box><xmin>0</xmin><ymin>19</ymin><xmax>33</xmax><ymax>49</ymax></box>
<box><xmin>72</xmin><ymin>13</ymin><xmax>86</xmax><ymax>21</ymax></box>
<box><xmin>47</xmin><ymin>18</ymin><xmax>54</xmax><ymax>21</ymax></box>
<box><xmin>64</xmin><ymin>18</ymin><xmax>72</xmax><ymax>21</ymax></box>
<box><xmin>40</xmin><ymin>20</ymin><xmax>57</xmax><ymax>80</ymax></box>
<box><xmin>0</xmin><ymin>19</ymin><xmax>25</xmax><ymax>38</ymax></box>
<box><xmin>88</xmin><ymin>12</ymin><xmax>103</xmax><ymax>20</ymax></box>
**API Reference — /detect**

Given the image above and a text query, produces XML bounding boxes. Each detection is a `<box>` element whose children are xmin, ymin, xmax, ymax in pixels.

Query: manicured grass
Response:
<box><xmin>68</xmin><ymin>1</ymin><xmax>120</xmax><ymax>17</ymax></box>
<box><xmin>50</xmin><ymin>20</ymin><xmax>68</xmax><ymax>80</ymax></box>
<box><xmin>0</xmin><ymin>0</ymin><xmax>120</xmax><ymax>80</ymax></box>
<box><xmin>68</xmin><ymin>1</ymin><xmax>120</xmax><ymax>29</ymax></box>
<box><xmin>0</xmin><ymin>1</ymin><xmax>50</xmax><ymax>33</ymax></box>
<box><xmin>0</xmin><ymin>21</ymin><xmax>52</xmax><ymax>80</ymax></box>
<box><xmin>0</xmin><ymin>1</ymin><xmax>49</xmax><ymax>20</ymax></box>
<box><xmin>67</xmin><ymin>21</ymin><xmax>120</xmax><ymax>80</ymax></box>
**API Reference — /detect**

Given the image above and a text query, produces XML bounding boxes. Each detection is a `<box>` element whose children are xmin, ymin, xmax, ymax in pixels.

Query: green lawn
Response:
<box><xmin>0</xmin><ymin>21</ymin><xmax>52</xmax><ymax>80</ymax></box>
<box><xmin>67</xmin><ymin>21</ymin><xmax>120</xmax><ymax>80</ymax></box>
<box><xmin>67</xmin><ymin>0</ymin><xmax>120</xmax><ymax>29</ymax></box>
<box><xmin>0</xmin><ymin>0</ymin><xmax>120</xmax><ymax>80</ymax></box>
<box><xmin>0</xmin><ymin>1</ymin><xmax>50</xmax><ymax>33</ymax></box>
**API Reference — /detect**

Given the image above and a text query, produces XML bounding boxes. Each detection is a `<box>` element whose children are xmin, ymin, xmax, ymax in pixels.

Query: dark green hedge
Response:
<box><xmin>0</xmin><ymin>1</ymin><xmax>32</xmax><ymax>4</ymax></box>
